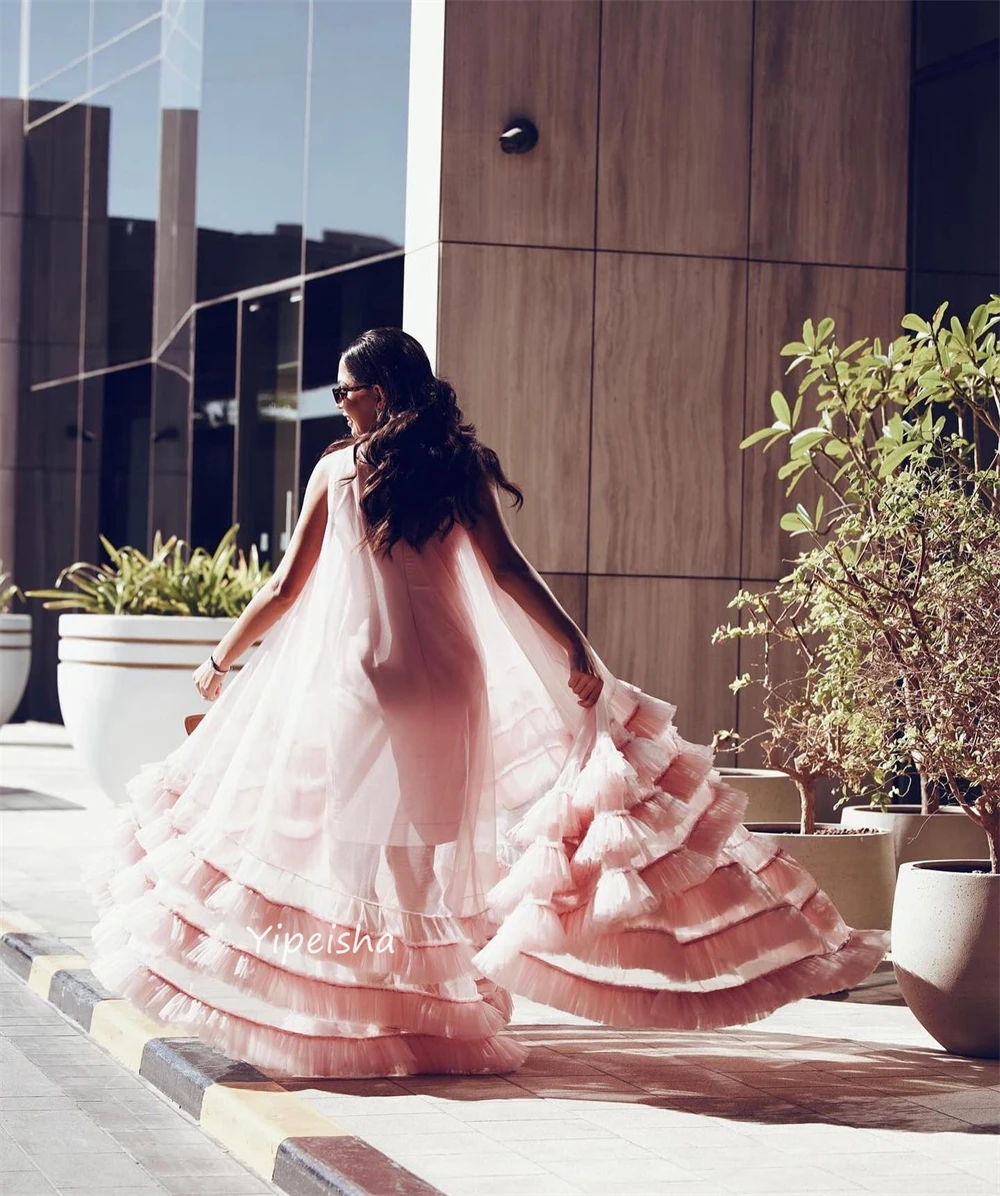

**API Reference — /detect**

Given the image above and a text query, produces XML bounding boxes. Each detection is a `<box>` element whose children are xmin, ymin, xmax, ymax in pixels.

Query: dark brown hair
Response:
<box><xmin>321</xmin><ymin>327</ymin><xmax>523</xmax><ymax>558</ymax></box>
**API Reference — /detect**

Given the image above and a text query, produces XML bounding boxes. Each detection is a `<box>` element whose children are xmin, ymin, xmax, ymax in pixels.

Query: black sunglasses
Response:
<box><xmin>331</xmin><ymin>383</ymin><xmax>370</xmax><ymax>405</ymax></box>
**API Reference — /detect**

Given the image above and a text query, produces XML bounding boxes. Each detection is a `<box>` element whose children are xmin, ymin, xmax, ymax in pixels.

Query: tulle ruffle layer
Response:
<box><xmin>83</xmin><ymin>760</ymin><xmax>522</xmax><ymax>1078</ymax></box>
<box><xmin>471</xmin><ymin>690</ymin><xmax>890</xmax><ymax>1025</ymax></box>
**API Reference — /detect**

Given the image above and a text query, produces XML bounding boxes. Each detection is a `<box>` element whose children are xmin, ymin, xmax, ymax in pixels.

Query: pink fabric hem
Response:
<box><xmin>90</xmin><ymin>954</ymin><xmax>527</xmax><ymax>1080</ymax></box>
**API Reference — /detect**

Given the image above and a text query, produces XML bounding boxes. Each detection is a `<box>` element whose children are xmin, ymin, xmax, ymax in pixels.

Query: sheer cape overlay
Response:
<box><xmin>84</xmin><ymin>444</ymin><xmax>890</xmax><ymax>1079</ymax></box>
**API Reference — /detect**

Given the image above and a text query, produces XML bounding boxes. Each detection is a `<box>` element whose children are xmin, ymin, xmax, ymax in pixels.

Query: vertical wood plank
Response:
<box><xmin>590</xmin><ymin>252</ymin><xmax>745</xmax><ymax>578</ymax></box>
<box><xmin>437</xmin><ymin>242</ymin><xmax>593</xmax><ymax>573</ymax></box>
<box><xmin>750</xmin><ymin>0</ymin><xmax>910</xmax><ymax>267</ymax></box>
<box><xmin>440</xmin><ymin>0</ymin><xmax>600</xmax><ymax>248</ymax></box>
<box><xmin>588</xmin><ymin>575</ymin><xmax>739</xmax><ymax>747</ymax></box>
<box><xmin>598</xmin><ymin>0</ymin><xmax>753</xmax><ymax>256</ymax></box>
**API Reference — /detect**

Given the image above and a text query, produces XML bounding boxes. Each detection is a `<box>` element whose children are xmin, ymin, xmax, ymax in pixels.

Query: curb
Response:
<box><xmin>0</xmin><ymin>909</ymin><xmax>444</xmax><ymax>1196</ymax></box>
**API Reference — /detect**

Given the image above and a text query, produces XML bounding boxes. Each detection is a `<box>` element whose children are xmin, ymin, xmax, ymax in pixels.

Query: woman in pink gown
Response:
<box><xmin>83</xmin><ymin>328</ymin><xmax>890</xmax><ymax>1080</ymax></box>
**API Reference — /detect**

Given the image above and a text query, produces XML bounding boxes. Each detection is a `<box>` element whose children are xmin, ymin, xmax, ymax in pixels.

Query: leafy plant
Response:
<box><xmin>715</xmin><ymin>295</ymin><xmax>1000</xmax><ymax>869</ymax></box>
<box><xmin>26</xmin><ymin>525</ymin><xmax>271</xmax><ymax>617</ymax></box>
<box><xmin>0</xmin><ymin>561</ymin><xmax>23</xmax><ymax>614</ymax></box>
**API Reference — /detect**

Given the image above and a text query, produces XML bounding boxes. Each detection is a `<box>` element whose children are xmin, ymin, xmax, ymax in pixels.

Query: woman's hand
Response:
<box><xmin>568</xmin><ymin>635</ymin><xmax>604</xmax><ymax>708</ymax></box>
<box><xmin>192</xmin><ymin>657</ymin><xmax>225</xmax><ymax>702</ymax></box>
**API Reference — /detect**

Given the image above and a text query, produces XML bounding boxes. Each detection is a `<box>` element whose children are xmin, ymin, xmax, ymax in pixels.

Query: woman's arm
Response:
<box><xmin>462</xmin><ymin>473</ymin><xmax>604</xmax><ymax>708</ymax></box>
<box><xmin>193</xmin><ymin>457</ymin><xmax>332</xmax><ymax>700</ymax></box>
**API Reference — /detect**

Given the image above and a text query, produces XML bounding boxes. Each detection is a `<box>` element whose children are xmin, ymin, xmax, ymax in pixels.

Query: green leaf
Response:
<box><xmin>770</xmin><ymin>391</ymin><xmax>791</xmax><ymax>428</ymax></box>
<box><xmin>901</xmin><ymin>313</ymin><xmax>930</xmax><ymax>334</ymax></box>
<box><xmin>789</xmin><ymin>428</ymin><xmax>826</xmax><ymax>456</ymax></box>
<box><xmin>931</xmin><ymin>302</ymin><xmax>949</xmax><ymax>333</ymax></box>
<box><xmin>740</xmin><ymin>426</ymin><xmax>782</xmax><ymax>450</ymax></box>
<box><xmin>780</xmin><ymin>512</ymin><xmax>807</xmax><ymax>533</ymax></box>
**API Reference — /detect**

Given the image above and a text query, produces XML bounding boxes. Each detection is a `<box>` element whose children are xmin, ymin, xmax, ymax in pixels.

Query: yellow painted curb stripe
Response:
<box><xmin>4</xmin><ymin>907</ymin><xmax>357</xmax><ymax>1187</ymax></box>
<box><xmin>200</xmin><ymin>1082</ymin><xmax>350</xmax><ymax>1179</ymax></box>
<box><xmin>89</xmin><ymin>999</ymin><xmax>192</xmax><ymax>1070</ymax></box>
<box><xmin>26</xmin><ymin>953</ymin><xmax>91</xmax><ymax>997</ymax></box>
<box><xmin>0</xmin><ymin>911</ymin><xmax>46</xmax><ymax>935</ymax></box>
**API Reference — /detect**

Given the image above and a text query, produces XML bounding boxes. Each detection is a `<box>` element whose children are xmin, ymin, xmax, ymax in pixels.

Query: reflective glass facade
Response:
<box><xmin>2</xmin><ymin>0</ymin><xmax>409</xmax><ymax>716</ymax></box>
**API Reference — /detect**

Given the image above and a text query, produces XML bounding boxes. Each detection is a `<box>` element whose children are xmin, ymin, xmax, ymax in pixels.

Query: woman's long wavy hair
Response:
<box><xmin>321</xmin><ymin>328</ymin><xmax>523</xmax><ymax>558</ymax></box>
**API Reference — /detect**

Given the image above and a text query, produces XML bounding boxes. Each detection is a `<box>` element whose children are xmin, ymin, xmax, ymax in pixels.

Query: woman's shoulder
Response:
<box><xmin>319</xmin><ymin>441</ymin><xmax>359</xmax><ymax>480</ymax></box>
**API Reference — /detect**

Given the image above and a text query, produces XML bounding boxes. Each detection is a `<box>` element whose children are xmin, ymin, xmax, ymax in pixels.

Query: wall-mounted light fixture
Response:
<box><xmin>499</xmin><ymin>117</ymin><xmax>538</xmax><ymax>155</ymax></box>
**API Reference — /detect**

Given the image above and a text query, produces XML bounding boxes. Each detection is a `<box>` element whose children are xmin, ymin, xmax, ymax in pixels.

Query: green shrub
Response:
<box><xmin>26</xmin><ymin>525</ymin><xmax>271</xmax><ymax>617</ymax></box>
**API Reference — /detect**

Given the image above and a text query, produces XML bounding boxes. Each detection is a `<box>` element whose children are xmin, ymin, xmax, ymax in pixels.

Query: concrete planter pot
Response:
<box><xmin>841</xmin><ymin>804</ymin><xmax>989</xmax><ymax>871</ymax></box>
<box><xmin>57</xmin><ymin>614</ymin><xmax>256</xmax><ymax>804</ymax></box>
<box><xmin>745</xmin><ymin>822</ymin><xmax>896</xmax><ymax>931</ymax></box>
<box><xmin>0</xmin><ymin>612</ymin><xmax>31</xmax><ymax>724</ymax></box>
<box><xmin>717</xmin><ymin>769</ymin><xmax>800</xmax><ymax>823</ymax></box>
<box><xmin>892</xmin><ymin>860</ymin><xmax>999</xmax><ymax>1058</ymax></box>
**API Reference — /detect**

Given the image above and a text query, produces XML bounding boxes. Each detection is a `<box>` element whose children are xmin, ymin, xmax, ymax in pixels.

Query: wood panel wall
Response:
<box><xmin>404</xmin><ymin>0</ymin><xmax>911</xmax><ymax>753</ymax></box>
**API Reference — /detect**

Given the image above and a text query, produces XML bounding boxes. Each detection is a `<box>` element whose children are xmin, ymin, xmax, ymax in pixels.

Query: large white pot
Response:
<box><xmin>0</xmin><ymin>612</ymin><xmax>31</xmax><ymax>724</ymax></box>
<box><xmin>57</xmin><ymin>614</ymin><xmax>256</xmax><ymax>804</ymax></box>
<box><xmin>841</xmin><ymin>804</ymin><xmax>989</xmax><ymax>871</ymax></box>
<box><xmin>892</xmin><ymin>860</ymin><xmax>998</xmax><ymax>1058</ymax></box>
<box><xmin>745</xmin><ymin>822</ymin><xmax>897</xmax><ymax>931</ymax></box>
<box><xmin>717</xmin><ymin>769</ymin><xmax>800</xmax><ymax>822</ymax></box>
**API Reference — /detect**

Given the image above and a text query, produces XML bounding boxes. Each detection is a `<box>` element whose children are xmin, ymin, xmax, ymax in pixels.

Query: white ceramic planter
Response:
<box><xmin>842</xmin><ymin>804</ymin><xmax>989</xmax><ymax>871</ymax></box>
<box><xmin>717</xmin><ymin>769</ymin><xmax>800</xmax><ymax>823</ymax></box>
<box><xmin>892</xmin><ymin>860</ymin><xmax>998</xmax><ymax>1058</ymax></box>
<box><xmin>57</xmin><ymin>614</ymin><xmax>256</xmax><ymax>804</ymax></box>
<box><xmin>0</xmin><ymin>612</ymin><xmax>31</xmax><ymax>724</ymax></box>
<box><xmin>745</xmin><ymin>822</ymin><xmax>897</xmax><ymax>931</ymax></box>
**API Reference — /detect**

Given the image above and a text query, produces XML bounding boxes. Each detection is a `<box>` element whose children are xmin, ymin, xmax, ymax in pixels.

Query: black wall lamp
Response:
<box><xmin>499</xmin><ymin>117</ymin><xmax>539</xmax><ymax>155</ymax></box>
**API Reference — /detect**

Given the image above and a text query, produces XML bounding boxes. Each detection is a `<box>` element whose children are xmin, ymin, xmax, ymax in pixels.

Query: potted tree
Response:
<box><xmin>721</xmin><ymin>297</ymin><xmax>998</xmax><ymax>1054</ymax></box>
<box><xmin>0</xmin><ymin>562</ymin><xmax>30</xmax><ymax>725</ymax></box>
<box><xmin>27</xmin><ymin>526</ymin><xmax>269</xmax><ymax>803</ymax></box>
<box><xmin>713</xmin><ymin>576</ymin><xmax>898</xmax><ymax>932</ymax></box>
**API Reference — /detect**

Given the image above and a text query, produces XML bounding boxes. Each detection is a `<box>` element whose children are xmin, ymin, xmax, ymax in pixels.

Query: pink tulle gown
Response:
<box><xmin>83</xmin><ymin>443</ymin><xmax>890</xmax><ymax>1079</ymax></box>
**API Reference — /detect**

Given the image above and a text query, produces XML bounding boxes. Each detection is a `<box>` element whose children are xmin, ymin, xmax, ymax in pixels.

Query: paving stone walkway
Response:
<box><xmin>1</xmin><ymin>972</ymin><xmax>279</xmax><ymax>1195</ymax></box>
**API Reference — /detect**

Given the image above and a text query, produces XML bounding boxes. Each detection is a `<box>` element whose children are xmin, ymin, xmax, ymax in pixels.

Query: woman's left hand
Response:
<box><xmin>193</xmin><ymin>657</ymin><xmax>225</xmax><ymax>701</ymax></box>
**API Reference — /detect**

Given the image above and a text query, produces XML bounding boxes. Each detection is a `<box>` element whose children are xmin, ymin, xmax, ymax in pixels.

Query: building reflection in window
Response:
<box><xmin>192</xmin><ymin>299</ymin><xmax>237</xmax><ymax>551</ymax></box>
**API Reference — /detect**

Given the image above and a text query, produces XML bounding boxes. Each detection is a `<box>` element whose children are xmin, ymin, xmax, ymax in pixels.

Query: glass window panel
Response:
<box><xmin>100</xmin><ymin>63</ymin><xmax>161</xmax><ymax>222</ymax></box>
<box><xmin>236</xmin><ymin>287</ymin><xmax>300</xmax><ymax>565</ymax></box>
<box><xmin>84</xmin><ymin>65</ymin><xmax>160</xmax><ymax>370</ymax></box>
<box><xmin>160</xmin><ymin>56</ymin><xmax>200</xmax><ymax>111</ymax></box>
<box><xmin>90</xmin><ymin>17</ymin><xmax>162</xmax><ymax>92</ymax></box>
<box><xmin>151</xmin><ymin>360</ymin><xmax>191</xmax><ymax>541</ymax></box>
<box><xmin>195</xmin><ymin>0</ymin><xmax>308</xmax><ymax>302</ymax></box>
<box><xmin>916</xmin><ymin>0</ymin><xmax>999</xmax><ymax>69</ymax></box>
<box><xmin>192</xmin><ymin>299</ymin><xmax>237</xmax><ymax>550</ymax></box>
<box><xmin>19</xmin><ymin>381</ymin><xmax>80</xmax><ymax>472</ymax></box>
<box><xmin>304</xmin><ymin>1</ymin><xmax>409</xmax><ymax>275</ymax></box>
<box><xmin>26</xmin><ymin>0</ymin><xmax>90</xmax><ymax>92</ymax></box>
<box><xmin>0</xmin><ymin>0</ymin><xmax>22</xmax><ymax>97</ymax></box>
<box><xmin>26</xmin><ymin>59</ymin><xmax>88</xmax><ymax>107</ymax></box>
<box><xmin>298</xmin><ymin>256</ymin><xmax>402</xmax><ymax>479</ymax></box>
<box><xmin>92</xmin><ymin>0</ymin><xmax>160</xmax><ymax>48</ymax></box>
<box><xmin>174</xmin><ymin>0</ymin><xmax>204</xmax><ymax>49</ymax></box>
<box><xmin>162</xmin><ymin>33</ymin><xmax>201</xmax><ymax>97</ymax></box>
<box><xmin>92</xmin><ymin>365</ymin><xmax>153</xmax><ymax>550</ymax></box>
<box><xmin>23</xmin><ymin>104</ymin><xmax>87</xmax><ymax>384</ymax></box>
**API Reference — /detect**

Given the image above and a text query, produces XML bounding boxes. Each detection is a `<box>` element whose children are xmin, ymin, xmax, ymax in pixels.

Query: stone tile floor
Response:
<box><xmin>1</xmin><ymin>972</ymin><xmax>280</xmax><ymax>1195</ymax></box>
<box><xmin>2</xmin><ymin>722</ymin><xmax>998</xmax><ymax>1196</ymax></box>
